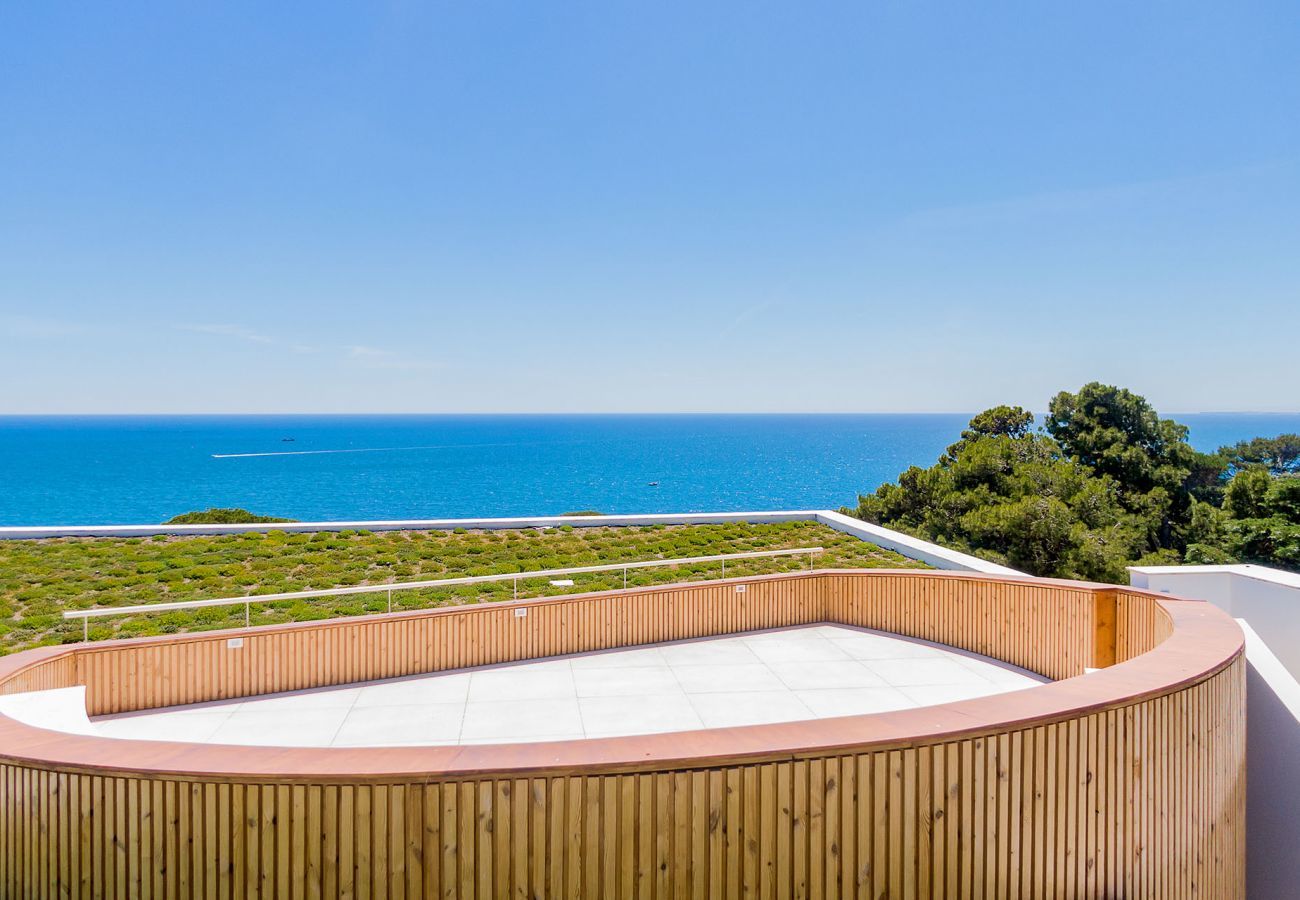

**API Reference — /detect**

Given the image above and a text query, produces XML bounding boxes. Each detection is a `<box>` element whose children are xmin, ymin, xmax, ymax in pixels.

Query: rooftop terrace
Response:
<box><xmin>89</xmin><ymin>623</ymin><xmax>1044</xmax><ymax>747</ymax></box>
<box><xmin>0</xmin><ymin>515</ymin><xmax>1248</xmax><ymax>897</ymax></box>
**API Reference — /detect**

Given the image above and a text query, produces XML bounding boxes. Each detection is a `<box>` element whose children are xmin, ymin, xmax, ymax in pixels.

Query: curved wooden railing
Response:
<box><xmin>0</xmin><ymin>570</ymin><xmax>1244</xmax><ymax>898</ymax></box>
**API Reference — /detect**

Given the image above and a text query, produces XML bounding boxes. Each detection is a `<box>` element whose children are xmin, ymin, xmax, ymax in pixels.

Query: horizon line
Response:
<box><xmin>3</xmin><ymin>409</ymin><xmax>1300</xmax><ymax>418</ymax></box>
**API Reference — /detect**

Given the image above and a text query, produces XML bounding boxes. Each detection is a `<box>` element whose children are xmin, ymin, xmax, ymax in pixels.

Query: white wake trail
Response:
<box><xmin>211</xmin><ymin>445</ymin><xmax>451</xmax><ymax>459</ymax></box>
<box><xmin>210</xmin><ymin>439</ymin><xmax>575</xmax><ymax>459</ymax></box>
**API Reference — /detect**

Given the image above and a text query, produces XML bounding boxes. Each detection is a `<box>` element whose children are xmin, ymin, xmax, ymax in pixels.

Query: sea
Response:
<box><xmin>1</xmin><ymin>413</ymin><xmax>1298</xmax><ymax>527</ymax></box>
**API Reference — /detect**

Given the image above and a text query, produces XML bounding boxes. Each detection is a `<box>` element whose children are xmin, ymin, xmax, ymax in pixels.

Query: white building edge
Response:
<box><xmin>1130</xmin><ymin>563</ymin><xmax>1300</xmax><ymax>899</ymax></box>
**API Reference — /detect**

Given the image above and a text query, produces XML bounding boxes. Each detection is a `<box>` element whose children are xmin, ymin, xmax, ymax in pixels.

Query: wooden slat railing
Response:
<box><xmin>0</xmin><ymin>570</ymin><xmax>1245</xmax><ymax>898</ymax></box>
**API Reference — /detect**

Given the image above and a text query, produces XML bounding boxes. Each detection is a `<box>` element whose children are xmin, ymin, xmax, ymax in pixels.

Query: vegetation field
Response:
<box><xmin>0</xmin><ymin>521</ymin><xmax>925</xmax><ymax>654</ymax></box>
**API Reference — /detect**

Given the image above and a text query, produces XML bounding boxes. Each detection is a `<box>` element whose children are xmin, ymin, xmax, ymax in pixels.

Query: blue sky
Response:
<box><xmin>2</xmin><ymin>2</ymin><xmax>1297</xmax><ymax>413</ymax></box>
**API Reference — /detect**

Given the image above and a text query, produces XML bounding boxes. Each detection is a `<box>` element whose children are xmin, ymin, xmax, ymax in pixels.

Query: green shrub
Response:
<box><xmin>165</xmin><ymin>508</ymin><xmax>295</xmax><ymax>525</ymax></box>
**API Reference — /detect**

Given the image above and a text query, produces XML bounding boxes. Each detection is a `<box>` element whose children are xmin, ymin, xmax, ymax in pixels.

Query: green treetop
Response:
<box><xmin>1044</xmin><ymin>382</ymin><xmax>1212</xmax><ymax>552</ymax></box>
<box><xmin>1219</xmin><ymin>434</ymin><xmax>1300</xmax><ymax>477</ymax></box>
<box><xmin>855</xmin><ymin>407</ymin><xmax>1144</xmax><ymax>582</ymax></box>
<box><xmin>851</xmin><ymin>383</ymin><xmax>1300</xmax><ymax>580</ymax></box>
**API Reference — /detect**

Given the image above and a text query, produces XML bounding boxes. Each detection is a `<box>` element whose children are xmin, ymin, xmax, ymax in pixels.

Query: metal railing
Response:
<box><xmin>64</xmin><ymin>546</ymin><xmax>824</xmax><ymax>640</ymax></box>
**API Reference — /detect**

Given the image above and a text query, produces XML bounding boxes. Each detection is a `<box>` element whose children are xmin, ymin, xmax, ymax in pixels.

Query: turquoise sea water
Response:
<box><xmin>1</xmin><ymin>414</ymin><xmax>1298</xmax><ymax>526</ymax></box>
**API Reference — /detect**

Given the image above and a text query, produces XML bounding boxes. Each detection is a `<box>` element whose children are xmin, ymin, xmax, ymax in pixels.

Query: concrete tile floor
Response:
<box><xmin>91</xmin><ymin>624</ymin><xmax>1047</xmax><ymax>748</ymax></box>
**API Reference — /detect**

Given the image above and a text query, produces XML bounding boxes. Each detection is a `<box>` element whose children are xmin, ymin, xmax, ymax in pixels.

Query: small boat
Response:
<box><xmin>647</xmin><ymin>481</ymin><xmax>659</xmax><ymax>486</ymax></box>
<box><xmin>281</xmin><ymin>438</ymin><xmax>296</xmax><ymax>442</ymax></box>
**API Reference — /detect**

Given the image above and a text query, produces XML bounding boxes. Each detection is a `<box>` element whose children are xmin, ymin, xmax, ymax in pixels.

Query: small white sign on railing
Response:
<box><xmin>513</xmin><ymin>607</ymin><xmax>528</xmax><ymax>618</ymax></box>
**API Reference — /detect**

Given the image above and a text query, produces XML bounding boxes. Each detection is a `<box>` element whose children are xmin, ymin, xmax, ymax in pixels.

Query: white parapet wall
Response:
<box><xmin>1239</xmin><ymin>619</ymin><xmax>1300</xmax><ymax>900</ymax></box>
<box><xmin>0</xmin><ymin>509</ymin><xmax>1024</xmax><ymax>575</ymax></box>
<box><xmin>810</xmin><ymin>510</ymin><xmax>1024</xmax><ymax>575</ymax></box>
<box><xmin>1129</xmin><ymin>563</ymin><xmax>1300</xmax><ymax>900</ymax></box>
<box><xmin>1130</xmin><ymin>564</ymin><xmax>1300</xmax><ymax>675</ymax></box>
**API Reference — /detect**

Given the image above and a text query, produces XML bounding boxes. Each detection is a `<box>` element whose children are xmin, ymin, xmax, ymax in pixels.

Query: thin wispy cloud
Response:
<box><xmin>344</xmin><ymin>344</ymin><xmax>440</xmax><ymax>372</ymax></box>
<box><xmin>177</xmin><ymin>323</ymin><xmax>275</xmax><ymax>345</ymax></box>
<box><xmin>0</xmin><ymin>315</ymin><xmax>92</xmax><ymax>340</ymax></box>
<box><xmin>719</xmin><ymin>300</ymin><xmax>781</xmax><ymax>340</ymax></box>
<box><xmin>897</xmin><ymin>162</ymin><xmax>1285</xmax><ymax>232</ymax></box>
<box><xmin>176</xmin><ymin>324</ymin><xmax>434</xmax><ymax>370</ymax></box>
<box><xmin>177</xmin><ymin>323</ymin><xmax>318</xmax><ymax>353</ymax></box>
<box><xmin>346</xmin><ymin>345</ymin><xmax>389</xmax><ymax>359</ymax></box>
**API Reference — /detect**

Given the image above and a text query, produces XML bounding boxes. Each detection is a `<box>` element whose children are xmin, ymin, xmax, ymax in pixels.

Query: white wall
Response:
<box><xmin>0</xmin><ymin>510</ymin><xmax>817</xmax><ymax>540</ymax></box>
<box><xmin>1130</xmin><ymin>564</ymin><xmax>1300</xmax><ymax>677</ymax></box>
<box><xmin>812</xmin><ymin>510</ymin><xmax>1023</xmax><ymax>575</ymax></box>
<box><xmin>1129</xmin><ymin>564</ymin><xmax>1300</xmax><ymax>900</ymax></box>
<box><xmin>1239</xmin><ymin>621</ymin><xmax>1300</xmax><ymax>900</ymax></box>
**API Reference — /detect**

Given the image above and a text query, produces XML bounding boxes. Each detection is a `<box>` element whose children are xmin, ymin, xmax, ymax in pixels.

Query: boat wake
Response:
<box><xmin>212</xmin><ymin>445</ymin><xmax>461</xmax><ymax>459</ymax></box>
<box><xmin>210</xmin><ymin>440</ymin><xmax>582</xmax><ymax>459</ymax></box>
